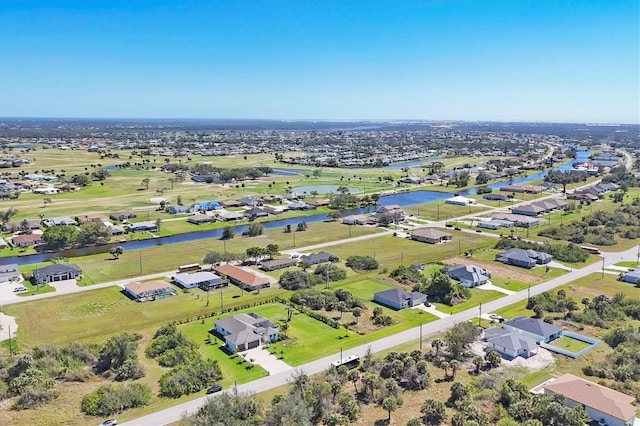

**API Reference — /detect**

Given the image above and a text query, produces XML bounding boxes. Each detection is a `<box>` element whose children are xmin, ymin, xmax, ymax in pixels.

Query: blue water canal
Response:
<box><xmin>5</xmin><ymin>150</ymin><xmax>590</xmax><ymax>266</ymax></box>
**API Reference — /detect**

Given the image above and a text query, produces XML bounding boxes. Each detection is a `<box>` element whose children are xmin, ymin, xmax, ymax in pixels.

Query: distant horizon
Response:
<box><xmin>0</xmin><ymin>116</ymin><xmax>638</xmax><ymax>126</ymax></box>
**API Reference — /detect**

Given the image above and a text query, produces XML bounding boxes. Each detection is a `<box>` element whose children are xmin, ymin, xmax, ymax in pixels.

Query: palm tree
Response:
<box><xmin>431</xmin><ymin>339</ymin><xmax>443</xmax><ymax>358</ymax></box>
<box><xmin>352</xmin><ymin>307</ymin><xmax>362</xmax><ymax>328</ymax></box>
<box><xmin>279</xmin><ymin>321</ymin><xmax>289</xmax><ymax>339</ymax></box>
<box><xmin>449</xmin><ymin>360</ymin><xmax>459</xmax><ymax>379</ymax></box>
<box><xmin>290</xmin><ymin>369</ymin><xmax>309</xmax><ymax>401</ymax></box>
<box><xmin>473</xmin><ymin>356</ymin><xmax>483</xmax><ymax>374</ymax></box>
<box><xmin>347</xmin><ymin>369</ymin><xmax>360</xmax><ymax>393</ymax></box>
<box><xmin>382</xmin><ymin>397</ymin><xmax>398</xmax><ymax>422</ymax></box>
<box><xmin>441</xmin><ymin>361</ymin><xmax>450</xmax><ymax>379</ymax></box>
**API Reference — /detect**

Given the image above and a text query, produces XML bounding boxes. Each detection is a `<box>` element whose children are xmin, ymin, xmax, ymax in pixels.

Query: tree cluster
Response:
<box><xmin>414</xmin><ymin>271</ymin><xmax>471</xmax><ymax>306</ymax></box>
<box><xmin>345</xmin><ymin>255</ymin><xmax>379</xmax><ymax>271</ymax></box>
<box><xmin>81</xmin><ymin>382</ymin><xmax>151</xmax><ymax>417</ymax></box>
<box><xmin>95</xmin><ymin>333</ymin><xmax>145</xmax><ymax>381</ymax></box>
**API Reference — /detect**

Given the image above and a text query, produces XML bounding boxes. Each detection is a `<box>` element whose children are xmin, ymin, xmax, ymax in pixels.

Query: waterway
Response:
<box><xmin>5</xmin><ymin>151</ymin><xmax>590</xmax><ymax>266</ymax></box>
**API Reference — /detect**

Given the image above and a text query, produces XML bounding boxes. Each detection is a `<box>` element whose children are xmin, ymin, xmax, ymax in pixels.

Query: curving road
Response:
<box><xmin>122</xmin><ymin>244</ymin><xmax>640</xmax><ymax>426</ymax></box>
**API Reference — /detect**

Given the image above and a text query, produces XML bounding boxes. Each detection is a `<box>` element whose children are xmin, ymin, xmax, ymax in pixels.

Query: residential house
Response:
<box><xmin>376</xmin><ymin>204</ymin><xmax>405</xmax><ymax>221</ymax></box>
<box><xmin>492</xmin><ymin>213</ymin><xmax>540</xmax><ymax>228</ymax></box>
<box><xmin>42</xmin><ymin>216</ymin><xmax>78</xmax><ymax>227</ymax></box>
<box><xmin>288</xmin><ymin>201</ymin><xmax>314</xmax><ymax>211</ymax></box>
<box><xmin>222</xmin><ymin>200</ymin><xmax>244</xmax><ymax>208</ymax></box>
<box><xmin>0</xmin><ymin>237</ymin><xmax>7</xmax><ymax>249</ymax></box>
<box><xmin>167</xmin><ymin>205</ymin><xmax>193</xmax><ymax>214</ymax></box>
<box><xmin>0</xmin><ymin>263</ymin><xmax>21</xmax><ymax>283</ymax></box>
<box><xmin>622</xmin><ymin>268</ymin><xmax>640</xmax><ymax>285</ymax></box>
<box><xmin>126</xmin><ymin>221</ymin><xmax>158</xmax><ymax>232</ymax></box>
<box><xmin>496</xmin><ymin>248</ymin><xmax>552</xmax><ymax>269</ymax></box>
<box><xmin>443</xmin><ymin>264</ymin><xmax>492</xmax><ymax>287</ymax></box>
<box><xmin>238</xmin><ymin>196</ymin><xmax>263</xmax><ymax>207</ymax></box>
<box><xmin>373</xmin><ymin>288</ymin><xmax>427</xmax><ymax>310</ymax></box>
<box><xmin>214</xmin><ymin>264</ymin><xmax>271</xmax><ymax>291</ymax></box>
<box><xmin>214</xmin><ymin>313</ymin><xmax>279</xmax><ymax>352</ymax></box>
<box><xmin>300</xmin><ymin>251</ymin><xmax>333</xmax><ymax>265</ymax></box>
<box><xmin>477</xmin><ymin>219</ymin><xmax>513</xmax><ymax>230</ymax></box>
<box><xmin>219</xmin><ymin>211</ymin><xmax>244</xmax><ymax>221</ymax></box>
<box><xmin>187</xmin><ymin>214</ymin><xmax>214</xmax><ymax>224</ymax></box>
<box><xmin>342</xmin><ymin>214</ymin><xmax>368</xmax><ymax>225</ymax></box>
<box><xmin>445</xmin><ymin>196</ymin><xmax>477</xmax><ymax>206</ymax></box>
<box><xmin>244</xmin><ymin>207</ymin><xmax>269</xmax><ymax>219</ymax></box>
<box><xmin>173</xmin><ymin>271</ymin><xmax>227</xmax><ymax>290</ymax></box>
<box><xmin>543</xmin><ymin>373</ymin><xmax>638</xmax><ymax>426</ymax></box>
<box><xmin>511</xmin><ymin>204</ymin><xmax>547</xmax><ymax>217</ymax></box>
<box><xmin>503</xmin><ymin>316</ymin><xmax>562</xmax><ymax>343</ymax></box>
<box><xmin>5</xmin><ymin>219</ymin><xmax>41</xmax><ymax>232</ymax></box>
<box><xmin>500</xmin><ymin>184</ymin><xmax>545</xmax><ymax>194</ymax></box>
<box><xmin>109</xmin><ymin>211</ymin><xmax>137</xmax><ymax>221</ymax></box>
<box><xmin>10</xmin><ymin>234</ymin><xmax>43</xmax><ymax>248</ymax></box>
<box><xmin>410</xmin><ymin>228</ymin><xmax>453</xmax><ymax>244</ymax></box>
<box><xmin>124</xmin><ymin>280</ymin><xmax>177</xmax><ymax>302</ymax></box>
<box><xmin>484</xmin><ymin>327</ymin><xmax>539</xmax><ymax>359</ymax></box>
<box><xmin>259</xmin><ymin>258</ymin><xmax>298</xmax><ymax>271</ymax></box>
<box><xmin>483</xmin><ymin>194</ymin><xmax>508</xmax><ymax>201</ymax></box>
<box><xmin>32</xmin><ymin>264</ymin><xmax>82</xmax><ymax>285</ymax></box>
<box><xmin>194</xmin><ymin>201</ymin><xmax>222</xmax><ymax>211</ymax></box>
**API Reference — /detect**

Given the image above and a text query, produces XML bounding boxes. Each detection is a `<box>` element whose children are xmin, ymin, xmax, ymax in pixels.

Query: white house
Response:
<box><xmin>543</xmin><ymin>373</ymin><xmax>638</xmax><ymax>426</ymax></box>
<box><xmin>445</xmin><ymin>195</ymin><xmax>477</xmax><ymax>206</ymax></box>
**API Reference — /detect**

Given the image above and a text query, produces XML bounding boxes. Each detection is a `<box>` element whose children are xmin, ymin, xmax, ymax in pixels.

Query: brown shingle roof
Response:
<box><xmin>214</xmin><ymin>264</ymin><xmax>270</xmax><ymax>288</ymax></box>
<box><xmin>544</xmin><ymin>373</ymin><xmax>637</xmax><ymax>421</ymax></box>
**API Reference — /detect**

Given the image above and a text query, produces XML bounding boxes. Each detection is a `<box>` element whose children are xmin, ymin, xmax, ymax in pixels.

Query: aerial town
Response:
<box><xmin>0</xmin><ymin>119</ymin><xmax>639</xmax><ymax>426</ymax></box>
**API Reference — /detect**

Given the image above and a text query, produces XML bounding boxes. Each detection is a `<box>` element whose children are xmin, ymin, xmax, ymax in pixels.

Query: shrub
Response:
<box><xmin>81</xmin><ymin>382</ymin><xmax>152</xmax><ymax>416</ymax></box>
<box><xmin>345</xmin><ymin>255</ymin><xmax>379</xmax><ymax>271</ymax></box>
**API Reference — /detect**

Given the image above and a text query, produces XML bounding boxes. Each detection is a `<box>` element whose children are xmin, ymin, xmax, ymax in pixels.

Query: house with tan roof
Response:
<box><xmin>410</xmin><ymin>228</ymin><xmax>452</xmax><ymax>244</ymax></box>
<box><xmin>124</xmin><ymin>280</ymin><xmax>177</xmax><ymax>302</ymax></box>
<box><xmin>214</xmin><ymin>264</ymin><xmax>271</xmax><ymax>291</ymax></box>
<box><xmin>543</xmin><ymin>373</ymin><xmax>638</xmax><ymax>426</ymax></box>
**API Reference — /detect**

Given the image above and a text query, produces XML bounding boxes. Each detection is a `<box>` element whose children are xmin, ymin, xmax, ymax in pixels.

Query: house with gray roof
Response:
<box><xmin>300</xmin><ymin>251</ymin><xmax>333</xmax><ymax>265</ymax></box>
<box><xmin>484</xmin><ymin>327</ymin><xmax>539</xmax><ymax>359</ymax></box>
<box><xmin>373</xmin><ymin>288</ymin><xmax>427</xmax><ymax>310</ymax></box>
<box><xmin>443</xmin><ymin>264</ymin><xmax>492</xmax><ymax>288</ymax></box>
<box><xmin>32</xmin><ymin>264</ymin><xmax>82</xmax><ymax>285</ymax></box>
<box><xmin>173</xmin><ymin>271</ymin><xmax>227</xmax><ymax>290</ymax></box>
<box><xmin>42</xmin><ymin>216</ymin><xmax>78</xmax><ymax>227</ymax></box>
<box><xmin>214</xmin><ymin>313</ymin><xmax>279</xmax><ymax>352</ymax></box>
<box><xmin>0</xmin><ymin>263</ymin><xmax>21</xmax><ymax>283</ymax></box>
<box><xmin>503</xmin><ymin>316</ymin><xmax>562</xmax><ymax>343</ymax></box>
<box><xmin>244</xmin><ymin>207</ymin><xmax>269</xmax><ymax>219</ymax></box>
<box><xmin>496</xmin><ymin>248</ymin><xmax>552</xmax><ymax>269</ymax></box>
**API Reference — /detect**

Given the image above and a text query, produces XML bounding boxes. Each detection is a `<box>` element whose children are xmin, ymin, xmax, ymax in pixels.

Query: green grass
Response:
<box><xmin>547</xmin><ymin>335</ymin><xmax>593</xmax><ymax>353</ymax></box>
<box><xmin>494</xmin><ymin>299</ymin><xmax>533</xmax><ymax>320</ymax></box>
<box><xmin>433</xmin><ymin>288</ymin><xmax>505</xmax><ymax>315</ymax></box>
<box><xmin>616</xmin><ymin>261</ymin><xmax>640</xmax><ymax>268</ymax></box>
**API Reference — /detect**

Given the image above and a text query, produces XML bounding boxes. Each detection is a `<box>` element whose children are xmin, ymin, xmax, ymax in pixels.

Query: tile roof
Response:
<box><xmin>214</xmin><ymin>264</ymin><xmax>270</xmax><ymax>288</ymax></box>
<box><xmin>544</xmin><ymin>373</ymin><xmax>637</xmax><ymax>421</ymax></box>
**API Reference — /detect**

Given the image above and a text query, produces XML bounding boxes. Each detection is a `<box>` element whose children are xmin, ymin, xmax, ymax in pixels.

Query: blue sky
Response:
<box><xmin>0</xmin><ymin>0</ymin><xmax>638</xmax><ymax>122</ymax></box>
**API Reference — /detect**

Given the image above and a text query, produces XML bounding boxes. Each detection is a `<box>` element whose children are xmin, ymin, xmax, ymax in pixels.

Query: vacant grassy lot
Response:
<box><xmin>433</xmin><ymin>288</ymin><xmax>506</xmax><ymax>315</ymax></box>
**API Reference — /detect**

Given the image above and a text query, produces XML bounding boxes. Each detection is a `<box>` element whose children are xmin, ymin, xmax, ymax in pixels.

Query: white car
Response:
<box><xmin>13</xmin><ymin>286</ymin><xmax>27</xmax><ymax>293</ymax></box>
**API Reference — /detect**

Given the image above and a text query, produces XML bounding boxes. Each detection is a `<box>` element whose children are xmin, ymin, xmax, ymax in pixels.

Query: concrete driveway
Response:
<box><xmin>241</xmin><ymin>346</ymin><xmax>292</xmax><ymax>375</ymax></box>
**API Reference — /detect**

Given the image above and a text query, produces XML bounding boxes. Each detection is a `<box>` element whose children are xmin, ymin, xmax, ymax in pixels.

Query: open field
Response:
<box><xmin>326</xmin><ymin>230</ymin><xmax>496</xmax><ymax>270</ymax></box>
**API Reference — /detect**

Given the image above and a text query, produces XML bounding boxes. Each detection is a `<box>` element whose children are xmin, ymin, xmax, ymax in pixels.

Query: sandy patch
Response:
<box><xmin>443</xmin><ymin>257</ymin><xmax>543</xmax><ymax>284</ymax></box>
<box><xmin>0</xmin><ymin>312</ymin><xmax>18</xmax><ymax>342</ymax></box>
<box><xmin>149</xmin><ymin>197</ymin><xmax>167</xmax><ymax>204</ymax></box>
<box><xmin>470</xmin><ymin>341</ymin><xmax>555</xmax><ymax>371</ymax></box>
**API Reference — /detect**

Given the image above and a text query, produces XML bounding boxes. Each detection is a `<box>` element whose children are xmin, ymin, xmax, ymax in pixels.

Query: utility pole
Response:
<box><xmin>458</xmin><ymin>240</ymin><xmax>461</xmax><ymax>255</ymax></box>
<box><xmin>601</xmin><ymin>257</ymin><xmax>605</xmax><ymax>279</ymax></box>
<box><xmin>527</xmin><ymin>285</ymin><xmax>531</xmax><ymax>301</ymax></box>
<box><xmin>419</xmin><ymin>322</ymin><xmax>423</xmax><ymax>351</ymax></box>
<box><xmin>478</xmin><ymin>302</ymin><xmax>482</xmax><ymax>327</ymax></box>
<box><xmin>220</xmin><ymin>289</ymin><xmax>223</xmax><ymax>312</ymax></box>
<box><xmin>8</xmin><ymin>324</ymin><xmax>13</xmax><ymax>357</ymax></box>
<box><xmin>206</xmin><ymin>288</ymin><xmax>209</xmax><ymax>307</ymax></box>
<box><xmin>293</xmin><ymin>230</ymin><xmax>296</xmax><ymax>247</ymax></box>
<box><xmin>437</xmin><ymin>204</ymin><xmax>440</xmax><ymax>221</ymax></box>
<box><xmin>139</xmin><ymin>251</ymin><xmax>142</xmax><ymax>275</ymax></box>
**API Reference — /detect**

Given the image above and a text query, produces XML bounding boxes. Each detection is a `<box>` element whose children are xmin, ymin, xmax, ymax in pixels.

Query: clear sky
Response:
<box><xmin>0</xmin><ymin>0</ymin><xmax>638</xmax><ymax>122</ymax></box>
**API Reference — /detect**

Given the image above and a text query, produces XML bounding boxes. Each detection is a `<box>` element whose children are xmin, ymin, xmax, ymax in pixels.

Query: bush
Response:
<box><xmin>314</xmin><ymin>264</ymin><xmax>347</xmax><ymax>281</ymax></box>
<box><xmin>279</xmin><ymin>270</ymin><xmax>322</xmax><ymax>290</ymax></box>
<box><xmin>159</xmin><ymin>359</ymin><xmax>222</xmax><ymax>398</ymax></box>
<box><xmin>81</xmin><ymin>382</ymin><xmax>152</xmax><ymax>417</ymax></box>
<box><xmin>345</xmin><ymin>255</ymin><xmax>379</xmax><ymax>271</ymax></box>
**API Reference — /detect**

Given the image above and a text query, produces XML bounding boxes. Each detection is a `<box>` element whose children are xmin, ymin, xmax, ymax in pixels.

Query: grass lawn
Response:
<box><xmin>494</xmin><ymin>299</ymin><xmax>533</xmax><ymax>319</ymax></box>
<box><xmin>547</xmin><ymin>335</ymin><xmax>593</xmax><ymax>353</ymax></box>
<box><xmin>433</xmin><ymin>288</ymin><xmax>505</xmax><ymax>315</ymax></box>
<box><xmin>561</xmin><ymin>273</ymin><xmax>640</xmax><ymax>300</ymax></box>
<box><xmin>616</xmin><ymin>261</ymin><xmax>640</xmax><ymax>268</ymax></box>
<box><xmin>327</xmin><ymin>231</ymin><xmax>495</xmax><ymax>270</ymax></box>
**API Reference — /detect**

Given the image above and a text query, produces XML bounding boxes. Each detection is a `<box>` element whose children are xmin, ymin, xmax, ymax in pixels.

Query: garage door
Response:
<box><xmin>248</xmin><ymin>340</ymin><xmax>259</xmax><ymax>350</ymax></box>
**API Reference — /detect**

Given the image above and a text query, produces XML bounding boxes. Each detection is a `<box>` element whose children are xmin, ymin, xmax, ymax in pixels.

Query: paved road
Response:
<box><xmin>122</xmin><ymin>244</ymin><xmax>640</xmax><ymax>426</ymax></box>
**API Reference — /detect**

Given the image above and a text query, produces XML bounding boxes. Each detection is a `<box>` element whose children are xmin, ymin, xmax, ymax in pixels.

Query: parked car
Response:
<box><xmin>489</xmin><ymin>314</ymin><xmax>505</xmax><ymax>322</ymax></box>
<box><xmin>98</xmin><ymin>420</ymin><xmax>118</xmax><ymax>426</ymax></box>
<box><xmin>13</xmin><ymin>286</ymin><xmax>27</xmax><ymax>292</ymax></box>
<box><xmin>454</xmin><ymin>226</ymin><xmax>461</xmax><ymax>230</ymax></box>
<box><xmin>206</xmin><ymin>384</ymin><xmax>223</xmax><ymax>394</ymax></box>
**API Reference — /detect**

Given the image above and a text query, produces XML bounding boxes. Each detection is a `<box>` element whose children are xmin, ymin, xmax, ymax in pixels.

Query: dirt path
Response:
<box><xmin>442</xmin><ymin>256</ymin><xmax>543</xmax><ymax>283</ymax></box>
<box><xmin>0</xmin><ymin>312</ymin><xmax>18</xmax><ymax>342</ymax></box>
